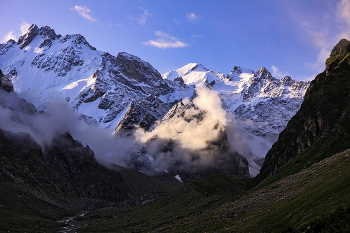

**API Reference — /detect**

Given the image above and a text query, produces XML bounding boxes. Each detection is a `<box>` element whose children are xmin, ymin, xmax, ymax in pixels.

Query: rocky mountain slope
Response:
<box><xmin>163</xmin><ymin>63</ymin><xmax>310</xmax><ymax>158</ymax></box>
<box><xmin>0</xmin><ymin>70</ymin><xmax>184</xmax><ymax>229</ymax></box>
<box><xmin>0</xmin><ymin>24</ymin><xmax>309</xmax><ymax>153</ymax></box>
<box><xmin>78</xmin><ymin>38</ymin><xmax>350</xmax><ymax>233</ymax></box>
<box><xmin>0</xmin><ymin>24</ymin><xmax>310</xmax><ymax>179</ymax></box>
<box><xmin>2</xmin><ymin>25</ymin><xmax>350</xmax><ymax>232</ymax></box>
<box><xmin>257</xmin><ymin>38</ymin><xmax>350</xmax><ymax>183</ymax></box>
<box><xmin>0</xmin><ymin>24</ymin><xmax>190</xmax><ymax>130</ymax></box>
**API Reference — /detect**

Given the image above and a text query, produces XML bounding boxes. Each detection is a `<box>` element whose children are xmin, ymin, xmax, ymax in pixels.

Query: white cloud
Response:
<box><xmin>300</xmin><ymin>21</ymin><xmax>332</xmax><ymax>73</ymax></box>
<box><xmin>187</xmin><ymin>13</ymin><xmax>202</xmax><ymax>22</ymax></box>
<box><xmin>2</xmin><ymin>19</ymin><xmax>30</xmax><ymax>42</ymax></box>
<box><xmin>138</xmin><ymin>7</ymin><xmax>152</xmax><ymax>25</ymax></box>
<box><xmin>20</xmin><ymin>19</ymin><xmax>30</xmax><ymax>35</ymax></box>
<box><xmin>301</xmin><ymin>0</ymin><xmax>350</xmax><ymax>73</ymax></box>
<box><xmin>143</xmin><ymin>31</ymin><xmax>188</xmax><ymax>49</ymax></box>
<box><xmin>173</xmin><ymin>19</ymin><xmax>182</xmax><ymax>24</ymax></box>
<box><xmin>34</xmin><ymin>47</ymin><xmax>44</xmax><ymax>53</ymax></box>
<box><xmin>337</xmin><ymin>0</ymin><xmax>350</xmax><ymax>39</ymax></box>
<box><xmin>271</xmin><ymin>65</ymin><xmax>289</xmax><ymax>79</ymax></box>
<box><xmin>1</xmin><ymin>31</ymin><xmax>16</xmax><ymax>43</ymax></box>
<box><xmin>71</xmin><ymin>5</ymin><xmax>97</xmax><ymax>22</ymax></box>
<box><xmin>191</xmin><ymin>34</ymin><xmax>204</xmax><ymax>39</ymax></box>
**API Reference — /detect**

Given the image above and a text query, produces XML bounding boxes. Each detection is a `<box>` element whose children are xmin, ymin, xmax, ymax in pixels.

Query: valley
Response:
<box><xmin>1</xmin><ymin>24</ymin><xmax>350</xmax><ymax>232</ymax></box>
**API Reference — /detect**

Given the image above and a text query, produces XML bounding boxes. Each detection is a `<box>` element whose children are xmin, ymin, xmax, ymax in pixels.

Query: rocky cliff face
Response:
<box><xmin>257</xmin><ymin>38</ymin><xmax>350</xmax><ymax>182</ymax></box>
<box><xmin>115</xmin><ymin>94</ymin><xmax>172</xmax><ymax>137</ymax></box>
<box><xmin>0</xmin><ymin>69</ymin><xmax>13</xmax><ymax>92</ymax></box>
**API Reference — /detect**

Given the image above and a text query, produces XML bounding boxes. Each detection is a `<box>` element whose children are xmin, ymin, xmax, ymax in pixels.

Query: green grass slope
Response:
<box><xmin>82</xmin><ymin>148</ymin><xmax>350</xmax><ymax>232</ymax></box>
<box><xmin>81</xmin><ymin>174</ymin><xmax>252</xmax><ymax>232</ymax></box>
<box><xmin>0</xmin><ymin>182</ymin><xmax>72</xmax><ymax>232</ymax></box>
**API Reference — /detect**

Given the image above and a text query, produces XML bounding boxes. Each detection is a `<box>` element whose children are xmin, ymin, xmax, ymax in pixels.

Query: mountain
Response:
<box><xmin>256</xmin><ymin>38</ymin><xmax>350</xmax><ymax>183</ymax></box>
<box><xmin>0</xmin><ymin>24</ymin><xmax>190</xmax><ymax>131</ymax></box>
<box><xmin>0</xmin><ymin>24</ymin><xmax>255</xmax><ymax>183</ymax></box>
<box><xmin>140</xmin><ymin>101</ymin><xmax>250</xmax><ymax>182</ymax></box>
<box><xmin>163</xmin><ymin>64</ymin><xmax>310</xmax><ymax>159</ymax></box>
<box><xmin>2</xmin><ymin>24</ymin><xmax>350</xmax><ymax>232</ymax></box>
<box><xmin>78</xmin><ymin>38</ymin><xmax>350</xmax><ymax>233</ymax></box>
<box><xmin>163</xmin><ymin>63</ymin><xmax>224</xmax><ymax>87</ymax></box>
<box><xmin>0</xmin><ymin>80</ymin><xmax>182</xmax><ymax>231</ymax></box>
<box><xmin>0</xmin><ymin>24</ymin><xmax>311</xmax><ymax>179</ymax></box>
<box><xmin>0</xmin><ymin>24</ymin><xmax>309</xmax><ymax>157</ymax></box>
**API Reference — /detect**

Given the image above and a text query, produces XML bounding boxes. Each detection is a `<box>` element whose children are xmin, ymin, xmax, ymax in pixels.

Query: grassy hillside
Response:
<box><xmin>0</xmin><ymin>182</ymin><xmax>72</xmax><ymax>232</ymax></box>
<box><xmin>81</xmin><ymin>174</ymin><xmax>252</xmax><ymax>232</ymax></box>
<box><xmin>80</xmin><ymin>148</ymin><xmax>350</xmax><ymax>232</ymax></box>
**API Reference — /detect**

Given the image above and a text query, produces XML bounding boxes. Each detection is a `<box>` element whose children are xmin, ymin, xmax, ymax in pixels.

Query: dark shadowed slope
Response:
<box><xmin>256</xmin><ymin>38</ymin><xmax>350</xmax><ymax>184</ymax></box>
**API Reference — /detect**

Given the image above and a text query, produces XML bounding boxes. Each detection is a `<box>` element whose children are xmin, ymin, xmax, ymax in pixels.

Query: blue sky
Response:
<box><xmin>1</xmin><ymin>0</ymin><xmax>350</xmax><ymax>81</ymax></box>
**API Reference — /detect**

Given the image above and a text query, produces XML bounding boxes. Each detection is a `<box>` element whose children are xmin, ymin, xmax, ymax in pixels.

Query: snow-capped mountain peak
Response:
<box><xmin>0</xmin><ymin>24</ymin><xmax>188</xmax><ymax>131</ymax></box>
<box><xmin>227</xmin><ymin>66</ymin><xmax>255</xmax><ymax>82</ymax></box>
<box><xmin>163</xmin><ymin>64</ymin><xmax>310</xmax><ymax>167</ymax></box>
<box><xmin>17</xmin><ymin>24</ymin><xmax>60</xmax><ymax>49</ymax></box>
<box><xmin>230</xmin><ymin>66</ymin><xmax>255</xmax><ymax>75</ymax></box>
<box><xmin>163</xmin><ymin>63</ymin><xmax>224</xmax><ymax>87</ymax></box>
<box><xmin>255</xmin><ymin>67</ymin><xmax>272</xmax><ymax>79</ymax></box>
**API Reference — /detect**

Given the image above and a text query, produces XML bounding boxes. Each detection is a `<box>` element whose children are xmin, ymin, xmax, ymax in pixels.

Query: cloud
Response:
<box><xmin>193</xmin><ymin>88</ymin><xmax>227</xmax><ymax>126</ymax></box>
<box><xmin>0</xmin><ymin>91</ymin><xmax>135</xmax><ymax>167</ymax></box>
<box><xmin>1</xmin><ymin>31</ymin><xmax>16</xmax><ymax>43</ymax></box>
<box><xmin>136</xmin><ymin>88</ymin><xmax>227</xmax><ymax>151</ymax></box>
<box><xmin>143</xmin><ymin>31</ymin><xmax>188</xmax><ymax>49</ymax></box>
<box><xmin>134</xmin><ymin>88</ymin><xmax>231</xmax><ymax>172</ymax></box>
<box><xmin>20</xmin><ymin>19</ymin><xmax>30</xmax><ymax>35</ymax></box>
<box><xmin>337</xmin><ymin>0</ymin><xmax>350</xmax><ymax>39</ymax></box>
<box><xmin>271</xmin><ymin>65</ymin><xmax>289</xmax><ymax>79</ymax></box>
<box><xmin>300</xmin><ymin>21</ymin><xmax>332</xmax><ymax>73</ymax></box>
<box><xmin>191</xmin><ymin>34</ymin><xmax>204</xmax><ymax>39</ymax></box>
<box><xmin>128</xmin><ymin>7</ymin><xmax>152</xmax><ymax>26</ymax></box>
<box><xmin>186</xmin><ymin>13</ymin><xmax>202</xmax><ymax>22</ymax></box>
<box><xmin>173</xmin><ymin>19</ymin><xmax>182</xmax><ymax>24</ymax></box>
<box><xmin>138</xmin><ymin>7</ymin><xmax>152</xmax><ymax>25</ymax></box>
<box><xmin>134</xmin><ymin>88</ymin><xmax>263</xmax><ymax>176</ymax></box>
<box><xmin>71</xmin><ymin>5</ymin><xmax>97</xmax><ymax>22</ymax></box>
<box><xmin>300</xmin><ymin>0</ymin><xmax>350</xmax><ymax>73</ymax></box>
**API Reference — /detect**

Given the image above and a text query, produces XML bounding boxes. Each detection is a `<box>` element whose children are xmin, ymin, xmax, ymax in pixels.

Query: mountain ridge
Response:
<box><xmin>256</xmin><ymin>38</ymin><xmax>350</xmax><ymax>183</ymax></box>
<box><xmin>163</xmin><ymin>62</ymin><xmax>310</xmax><ymax>160</ymax></box>
<box><xmin>0</xmin><ymin>24</ymin><xmax>186</xmax><ymax>131</ymax></box>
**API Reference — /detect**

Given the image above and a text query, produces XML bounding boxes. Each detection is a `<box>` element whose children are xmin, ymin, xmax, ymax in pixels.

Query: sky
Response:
<box><xmin>1</xmin><ymin>0</ymin><xmax>350</xmax><ymax>81</ymax></box>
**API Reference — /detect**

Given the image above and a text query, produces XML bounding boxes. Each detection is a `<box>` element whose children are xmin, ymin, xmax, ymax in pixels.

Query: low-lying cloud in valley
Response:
<box><xmin>0</xmin><ymin>87</ymin><xmax>268</xmax><ymax>178</ymax></box>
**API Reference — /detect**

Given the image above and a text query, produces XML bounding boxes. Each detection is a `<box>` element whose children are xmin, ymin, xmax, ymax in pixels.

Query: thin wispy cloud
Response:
<box><xmin>191</xmin><ymin>34</ymin><xmax>204</xmax><ymax>39</ymax></box>
<box><xmin>271</xmin><ymin>65</ymin><xmax>289</xmax><ymax>79</ymax></box>
<box><xmin>302</xmin><ymin>0</ymin><xmax>350</xmax><ymax>73</ymax></box>
<box><xmin>187</xmin><ymin>13</ymin><xmax>202</xmax><ymax>22</ymax></box>
<box><xmin>173</xmin><ymin>19</ymin><xmax>182</xmax><ymax>24</ymax></box>
<box><xmin>71</xmin><ymin>5</ymin><xmax>97</xmax><ymax>22</ymax></box>
<box><xmin>337</xmin><ymin>0</ymin><xmax>350</xmax><ymax>39</ymax></box>
<box><xmin>2</xmin><ymin>19</ymin><xmax>30</xmax><ymax>43</ymax></box>
<box><xmin>20</xmin><ymin>19</ymin><xmax>30</xmax><ymax>35</ymax></box>
<box><xmin>128</xmin><ymin>7</ymin><xmax>152</xmax><ymax>26</ymax></box>
<box><xmin>301</xmin><ymin>21</ymin><xmax>331</xmax><ymax>72</ymax></box>
<box><xmin>138</xmin><ymin>7</ymin><xmax>152</xmax><ymax>25</ymax></box>
<box><xmin>143</xmin><ymin>31</ymin><xmax>188</xmax><ymax>49</ymax></box>
<box><xmin>1</xmin><ymin>31</ymin><xmax>16</xmax><ymax>43</ymax></box>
